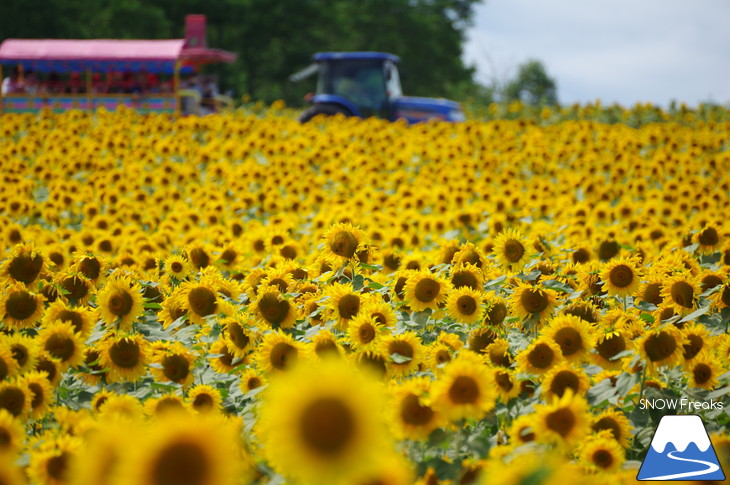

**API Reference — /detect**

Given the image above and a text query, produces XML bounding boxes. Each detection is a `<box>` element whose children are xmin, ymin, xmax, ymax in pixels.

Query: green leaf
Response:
<box><xmin>390</xmin><ymin>352</ymin><xmax>412</xmax><ymax>364</ymax></box>
<box><xmin>639</xmin><ymin>313</ymin><xmax>655</xmax><ymax>324</ymax></box>
<box><xmin>679</xmin><ymin>305</ymin><xmax>710</xmax><ymax>323</ymax></box>
<box><xmin>541</xmin><ymin>279</ymin><xmax>573</xmax><ymax>293</ymax></box>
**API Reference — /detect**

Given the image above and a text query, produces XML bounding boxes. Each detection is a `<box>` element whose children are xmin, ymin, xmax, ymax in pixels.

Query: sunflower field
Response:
<box><xmin>0</xmin><ymin>103</ymin><xmax>729</xmax><ymax>485</ymax></box>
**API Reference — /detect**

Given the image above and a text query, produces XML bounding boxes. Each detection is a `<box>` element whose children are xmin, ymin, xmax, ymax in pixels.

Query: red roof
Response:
<box><xmin>0</xmin><ymin>39</ymin><xmax>186</xmax><ymax>62</ymax></box>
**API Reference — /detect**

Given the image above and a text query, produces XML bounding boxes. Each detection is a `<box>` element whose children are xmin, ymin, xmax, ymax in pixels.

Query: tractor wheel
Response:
<box><xmin>299</xmin><ymin>103</ymin><xmax>352</xmax><ymax>123</ymax></box>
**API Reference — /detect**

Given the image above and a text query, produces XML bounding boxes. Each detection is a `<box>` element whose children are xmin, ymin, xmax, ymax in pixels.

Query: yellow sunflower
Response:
<box><xmin>403</xmin><ymin>270</ymin><xmax>451</xmax><ymax>312</ymax></box>
<box><xmin>515</xmin><ymin>338</ymin><xmax>564</xmax><ymax>375</ymax></box>
<box><xmin>0</xmin><ymin>283</ymin><xmax>44</xmax><ymax>329</ymax></box>
<box><xmin>0</xmin><ymin>342</ymin><xmax>18</xmax><ymax>381</ymax></box>
<box><xmin>0</xmin><ymin>242</ymin><xmax>45</xmax><ymax>286</ymax></box>
<box><xmin>37</xmin><ymin>321</ymin><xmax>85</xmax><ymax>372</ymax></box>
<box><xmin>712</xmin><ymin>282</ymin><xmax>730</xmax><ymax>310</ymax></box>
<box><xmin>510</xmin><ymin>282</ymin><xmax>558</xmax><ymax>323</ymax></box>
<box><xmin>542</xmin><ymin>362</ymin><xmax>590</xmax><ymax>400</ymax></box>
<box><xmin>96</xmin><ymin>276</ymin><xmax>144</xmax><ymax>332</ymax></box>
<box><xmin>256</xmin><ymin>358</ymin><xmax>390</xmax><ymax>485</ymax></box>
<box><xmin>28</xmin><ymin>435</ymin><xmax>83</xmax><ymax>485</ymax></box>
<box><xmin>120</xmin><ymin>411</ymin><xmax>248</xmax><ymax>485</ymax></box>
<box><xmin>600</xmin><ymin>257</ymin><xmax>641</xmax><ymax>297</ymax></box>
<box><xmin>449</xmin><ymin>263</ymin><xmax>484</xmax><ymax>291</ymax></box>
<box><xmin>578</xmin><ymin>431</ymin><xmax>626</xmax><ymax>473</ymax></box>
<box><xmin>532</xmin><ymin>390</ymin><xmax>591</xmax><ymax>448</ymax></box>
<box><xmin>180</xmin><ymin>281</ymin><xmax>221</xmax><ymax>326</ymax></box>
<box><xmin>255</xmin><ymin>288</ymin><xmax>298</xmax><ymax>329</ymax></box>
<box><xmin>680</xmin><ymin>322</ymin><xmax>711</xmax><ymax>365</ymax></box>
<box><xmin>0</xmin><ymin>379</ymin><xmax>31</xmax><ymax>419</ymax></box>
<box><xmin>389</xmin><ymin>377</ymin><xmax>442</xmax><ymax>441</ymax></box>
<box><xmin>591</xmin><ymin>409</ymin><xmax>633</xmax><ymax>449</ymax></box>
<box><xmin>207</xmin><ymin>337</ymin><xmax>244</xmax><ymax>374</ymax></box>
<box><xmin>54</xmin><ymin>272</ymin><xmax>94</xmax><ymax>305</ymax></box>
<box><xmin>695</xmin><ymin>224</ymin><xmax>722</xmax><ymax>254</ymax></box>
<box><xmin>484</xmin><ymin>293</ymin><xmax>509</xmax><ymax>326</ymax></box>
<box><xmin>431</xmin><ymin>353</ymin><xmax>496</xmax><ymax>422</ymax></box>
<box><xmin>255</xmin><ymin>330</ymin><xmax>303</xmax><ymax>373</ymax></box>
<box><xmin>164</xmin><ymin>253</ymin><xmax>194</xmax><ymax>280</ymax></box>
<box><xmin>98</xmin><ymin>333</ymin><xmax>150</xmax><ymax>383</ymax></box>
<box><xmin>151</xmin><ymin>341</ymin><xmax>197</xmax><ymax>387</ymax></box>
<box><xmin>42</xmin><ymin>300</ymin><xmax>97</xmax><ymax>339</ymax></box>
<box><xmin>636</xmin><ymin>325</ymin><xmax>687</xmax><ymax>373</ymax></box>
<box><xmin>359</xmin><ymin>298</ymin><xmax>398</xmax><ymax>328</ymax></box>
<box><xmin>380</xmin><ymin>331</ymin><xmax>425</xmax><ymax>378</ymax></box>
<box><xmin>659</xmin><ymin>274</ymin><xmax>700</xmax><ymax>315</ymax></box>
<box><xmin>239</xmin><ymin>368</ymin><xmax>267</xmax><ymax>395</ymax></box>
<box><xmin>22</xmin><ymin>371</ymin><xmax>54</xmax><ymax>419</ymax></box>
<box><xmin>2</xmin><ymin>334</ymin><xmax>38</xmax><ymax>376</ymax></box>
<box><xmin>492</xmin><ymin>228</ymin><xmax>531</xmax><ymax>269</ymax></box>
<box><xmin>324</xmin><ymin>282</ymin><xmax>365</xmax><ymax>330</ymax></box>
<box><xmin>221</xmin><ymin>316</ymin><xmax>257</xmax><ymax>358</ymax></box>
<box><xmin>542</xmin><ymin>314</ymin><xmax>596</xmax><ymax>363</ymax></box>
<box><xmin>144</xmin><ymin>394</ymin><xmax>188</xmax><ymax>417</ymax></box>
<box><xmin>187</xmin><ymin>384</ymin><xmax>223</xmax><ymax>415</ymax></box>
<box><xmin>306</xmin><ymin>329</ymin><xmax>344</xmax><ymax>361</ymax></box>
<box><xmin>445</xmin><ymin>286</ymin><xmax>484</xmax><ymax>325</ymax></box>
<box><xmin>591</xmin><ymin>331</ymin><xmax>632</xmax><ymax>370</ymax></box>
<box><xmin>0</xmin><ymin>408</ymin><xmax>24</xmax><ymax>456</ymax></box>
<box><xmin>493</xmin><ymin>368</ymin><xmax>521</xmax><ymax>403</ymax></box>
<box><xmin>686</xmin><ymin>351</ymin><xmax>724</xmax><ymax>390</ymax></box>
<box><xmin>323</xmin><ymin>222</ymin><xmax>368</xmax><ymax>265</ymax></box>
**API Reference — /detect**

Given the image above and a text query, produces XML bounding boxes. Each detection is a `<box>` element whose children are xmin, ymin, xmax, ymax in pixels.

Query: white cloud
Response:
<box><xmin>464</xmin><ymin>0</ymin><xmax>730</xmax><ymax>106</ymax></box>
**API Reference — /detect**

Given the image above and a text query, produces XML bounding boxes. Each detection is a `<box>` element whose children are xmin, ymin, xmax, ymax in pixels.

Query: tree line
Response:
<box><xmin>0</xmin><ymin>0</ymin><xmax>558</xmax><ymax>106</ymax></box>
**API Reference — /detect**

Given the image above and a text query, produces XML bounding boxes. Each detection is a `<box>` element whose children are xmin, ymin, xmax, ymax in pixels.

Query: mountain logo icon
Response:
<box><xmin>637</xmin><ymin>414</ymin><xmax>726</xmax><ymax>481</ymax></box>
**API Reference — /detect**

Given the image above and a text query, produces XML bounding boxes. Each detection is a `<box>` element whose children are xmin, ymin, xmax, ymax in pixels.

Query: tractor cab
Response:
<box><xmin>293</xmin><ymin>52</ymin><xmax>464</xmax><ymax>124</ymax></box>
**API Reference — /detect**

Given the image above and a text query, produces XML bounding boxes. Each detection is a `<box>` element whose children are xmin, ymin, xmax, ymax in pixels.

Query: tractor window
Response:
<box><xmin>326</xmin><ymin>59</ymin><xmax>387</xmax><ymax>117</ymax></box>
<box><xmin>384</xmin><ymin>61</ymin><xmax>402</xmax><ymax>99</ymax></box>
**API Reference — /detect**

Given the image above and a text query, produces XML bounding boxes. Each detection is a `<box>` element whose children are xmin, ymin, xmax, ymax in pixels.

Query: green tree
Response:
<box><xmin>503</xmin><ymin>59</ymin><xmax>558</xmax><ymax>106</ymax></box>
<box><xmin>0</xmin><ymin>0</ymin><xmax>483</xmax><ymax>104</ymax></box>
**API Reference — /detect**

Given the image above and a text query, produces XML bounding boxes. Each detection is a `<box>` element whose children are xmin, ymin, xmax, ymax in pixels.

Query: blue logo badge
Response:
<box><xmin>637</xmin><ymin>415</ymin><xmax>726</xmax><ymax>481</ymax></box>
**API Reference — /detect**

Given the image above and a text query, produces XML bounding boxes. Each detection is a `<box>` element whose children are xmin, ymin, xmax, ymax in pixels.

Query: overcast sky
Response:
<box><xmin>463</xmin><ymin>0</ymin><xmax>730</xmax><ymax>107</ymax></box>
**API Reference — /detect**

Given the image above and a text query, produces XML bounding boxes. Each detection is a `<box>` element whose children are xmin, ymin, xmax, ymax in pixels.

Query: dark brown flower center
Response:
<box><xmin>45</xmin><ymin>333</ymin><xmax>75</xmax><ymax>362</ymax></box>
<box><xmin>400</xmin><ymin>394</ymin><xmax>434</xmax><ymax>426</ymax></box>
<box><xmin>549</xmin><ymin>370</ymin><xmax>580</xmax><ymax>397</ymax></box>
<box><xmin>503</xmin><ymin>239</ymin><xmax>525</xmax><ymax>263</ymax></box>
<box><xmin>527</xmin><ymin>343</ymin><xmax>554</xmax><ymax>369</ymax></box>
<box><xmin>188</xmin><ymin>287</ymin><xmax>216</xmax><ymax>317</ymax></box>
<box><xmin>108</xmin><ymin>290</ymin><xmax>134</xmax><ymax>316</ymax></box>
<box><xmin>270</xmin><ymin>342</ymin><xmax>298</xmax><ymax>370</ymax></box>
<box><xmin>258</xmin><ymin>293</ymin><xmax>290</xmax><ymax>325</ymax></box>
<box><xmin>109</xmin><ymin>339</ymin><xmax>141</xmax><ymax>368</ymax></box>
<box><xmin>448</xmin><ymin>375</ymin><xmax>479</xmax><ymax>404</ymax></box>
<box><xmin>152</xmin><ymin>441</ymin><xmax>209</xmax><ymax>485</ymax></box>
<box><xmin>670</xmin><ymin>281</ymin><xmax>694</xmax><ymax>309</ymax></box>
<box><xmin>456</xmin><ymin>295</ymin><xmax>477</xmax><ymax>316</ymax></box>
<box><xmin>608</xmin><ymin>264</ymin><xmax>633</xmax><ymax>288</ymax></box>
<box><xmin>415</xmin><ymin>278</ymin><xmax>441</xmax><ymax>303</ymax></box>
<box><xmin>520</xmin><ymin>288</ymin><xmax>548</xmax><ymax>314</ymax></box>
<box><xmin>553</xmin><ymin>327</ymin><xmax>583</xmax><ymax>357</ymax></box>
<box><xmin>5</xmin><ymin>291</ymin><xmax>38</xmax><ymax>321</ymax></box>
<box><xmin>546</xmin><ymin>407</ymin><xmax>575</xmax><ymax>437</ymax></box>
<box><xmin>330</xmin><ymin>231</ymin><xmax>358</xmax><ymax>259</ymax></box>
<box><xmin>162</xmin><ymin>355</ymin><xmax>190</xmax><ymax>382</ymax></box>
<box><xmin>300</xmin><ymin>398</ymin><xmax>354</xmax><ymax>456</ymax></box>
<box><xmin>337</xmin><ymin>294</ymin><xmax>360</xmax><ymax>320</ymax></box>
<box><xmin>8</xmin><ymin>253</ymin><xmax>43</xmax><ymax>284</ymax></box>
<box><xmin>644</xmin><ymin>332</ymin><xmax>677</xmax><ymax>362</ymax></box>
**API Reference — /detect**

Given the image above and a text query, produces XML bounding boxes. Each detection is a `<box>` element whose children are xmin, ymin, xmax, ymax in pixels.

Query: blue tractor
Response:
<box><xmin>291</xmin><ymin>52</ymin><xmax>465</xmax><ymax>124</ymax></box>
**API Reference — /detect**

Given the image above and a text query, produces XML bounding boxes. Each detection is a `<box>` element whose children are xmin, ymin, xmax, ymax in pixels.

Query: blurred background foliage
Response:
<box><xmin>1</xmin><ymin>0</ymin><xmax>561</xmax><ymax>107</ymax></box>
